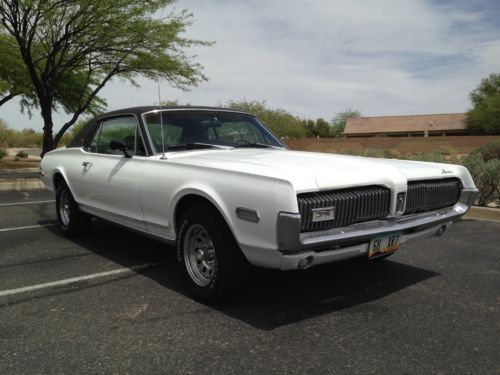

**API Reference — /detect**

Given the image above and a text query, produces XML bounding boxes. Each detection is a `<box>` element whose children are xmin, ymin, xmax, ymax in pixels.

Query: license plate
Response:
<box><xmin>369</xmin><ymin>232</ymin><xmax>401</xmax><ymax>259</ymax></box>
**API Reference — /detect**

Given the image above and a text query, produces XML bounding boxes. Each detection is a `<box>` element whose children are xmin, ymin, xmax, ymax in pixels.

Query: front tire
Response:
<box><xmin>177</xmin><ymin>204</ymin><xmax>249</xmax><ymax>303</ymax></box>
<box><xmin>55</xmin><ymin>181</ymin><xmax>90</xmax><ymax>237</ymax></box>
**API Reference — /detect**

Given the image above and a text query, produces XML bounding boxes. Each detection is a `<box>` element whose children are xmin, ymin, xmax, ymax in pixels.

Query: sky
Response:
<box><xmin>1</xmin><ymin>0</ymin><xmax>500</xmax><ymax>131</ymax></box>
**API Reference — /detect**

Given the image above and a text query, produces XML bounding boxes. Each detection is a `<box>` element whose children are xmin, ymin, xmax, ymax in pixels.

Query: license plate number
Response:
<box><xmin>369</xmin><ymin>233</ymin><xmax>401</xmax><ymax>259</ymax></box>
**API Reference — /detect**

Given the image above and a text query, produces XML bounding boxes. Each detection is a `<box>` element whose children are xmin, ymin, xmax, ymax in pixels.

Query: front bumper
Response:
<box><xmin>277</xmin><ymin>188</ymin><xmax>478</xmax><ymax>270</ymax></box>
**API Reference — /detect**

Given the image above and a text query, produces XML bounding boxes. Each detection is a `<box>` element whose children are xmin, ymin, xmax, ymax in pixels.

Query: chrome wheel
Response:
<box><xmin>59</xmin><ymin>190</ymin><xmax>71</xmax><ymax>226</ymax></box>
<box><xmin>183</xmin><ymin>224</ymin><xmax>217</xmax><ymax>287</ymax></box>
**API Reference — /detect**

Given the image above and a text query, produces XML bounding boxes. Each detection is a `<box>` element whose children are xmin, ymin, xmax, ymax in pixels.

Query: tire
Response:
<box><xmin>55</xmin><ymin>181</ymin><xmax>91</xmax><ymax>237</ymax></box>
<box><xmin>177</xmin><ymin>204</ymin><xmax>249</xmax><ymax>303</ymax></box>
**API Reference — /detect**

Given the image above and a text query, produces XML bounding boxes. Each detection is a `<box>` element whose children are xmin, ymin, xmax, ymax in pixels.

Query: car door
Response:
<box><xmin>81</xmin><ymin>115</ymin><xmax>148</xmax><ymax>231</ymax></box>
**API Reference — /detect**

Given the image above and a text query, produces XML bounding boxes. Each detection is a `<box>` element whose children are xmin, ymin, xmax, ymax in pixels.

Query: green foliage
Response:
<box><xmin>472</xmin><ymin>139</ymin><xmax>500</xmax><ymax>161</ymax></box>
<box><xmin>225</xmin><ymin>100</ymin><xmax>305</xmax><ymax>139</ymax></box>
<box><xmin>340</xmin><ymin>148</ymin><xmax>399</xmax><ymax>159</ymax></box>
<box><xmin>463</xmin><ymin>153</ymin><xmax>500</xmax><ymax>206</ymax></box>
<box><xmin>15</xmin><ymin>150</ymin><xmax>28</xmax><ymax>158</ymax></box>
<box><xmin>401</xmin><ymin>150</ymin><xmax>450</xmax><ymax>164</ymax></box>
<box><xmin>466</xmin><ymin>73</ymin><xmax>500</xmax><ymax>134</ymax></box>
<box><xmin>314</xmin><ymin>118</ymin><xmax>331</xmax><ymax>138</ymax></box>
<box><xmin>0</xmin><ymin>0</ymin><xmax>210</xmax><ymax>153</ymax></box>
<box><xmin>0</xmin><ymin>147</ymin><xmax>6</xmax><ymax>159</ymax></box>
<box><xmin>0</xmin><ymin>118</ymin><xmax>42</xmax><ymax>147</ymax></box>
<box><xmin>0</xmin><ymin>34</ymin><xmax>35</xmax><ymax>107</ymax></box>
<box><xmin>330</xmin><ymin>108</ymin><xmax>362</xmax><ymax>137</ymax></box>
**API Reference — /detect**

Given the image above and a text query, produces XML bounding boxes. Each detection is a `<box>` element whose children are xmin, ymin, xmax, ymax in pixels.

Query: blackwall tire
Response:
<box><xmin>55</xmin><ymin>181</ymin><xmax>91</xmax><ymax>237</ymax></box>
<box><xmin>177</xmin><ymin>204</ymin><xmax>249</xmax><ymax>303</ymax></box>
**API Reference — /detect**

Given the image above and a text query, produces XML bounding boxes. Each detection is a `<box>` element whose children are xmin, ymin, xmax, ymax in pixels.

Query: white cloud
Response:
<box><xmin>1</xmin><ymin>0</ymin><xmax>499</xmax><ymax>130</ymax></box>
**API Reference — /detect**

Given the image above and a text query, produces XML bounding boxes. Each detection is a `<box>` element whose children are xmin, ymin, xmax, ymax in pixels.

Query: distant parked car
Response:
<box><xmin>40</xmin><ymin>106</ymin><xmax>478</xmax><ymax>302</ymax></box>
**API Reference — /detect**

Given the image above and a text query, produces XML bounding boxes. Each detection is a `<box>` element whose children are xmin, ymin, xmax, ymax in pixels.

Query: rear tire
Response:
<box><xmin>55</xmin><ymin>181</ymin><xmax>91</xmax><ymax>237</ymax></box>
<box><xmin>177</xmin><ymin>204</ymin><xmax>249</xmax><ymax>303</ymax></box>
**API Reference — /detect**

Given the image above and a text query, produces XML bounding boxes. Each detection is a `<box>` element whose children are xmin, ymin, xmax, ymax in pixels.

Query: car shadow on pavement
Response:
<box><xmin>41</xmin><ymin>219</ymin><xmax>439</xmax><ymax>331</ymax></box>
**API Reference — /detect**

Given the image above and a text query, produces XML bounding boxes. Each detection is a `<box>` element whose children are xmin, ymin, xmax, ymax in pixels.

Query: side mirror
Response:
<box><xmin>110</xmin><ymin>140</ymin><xmax>131</xmax><ymax>158</ymax></box>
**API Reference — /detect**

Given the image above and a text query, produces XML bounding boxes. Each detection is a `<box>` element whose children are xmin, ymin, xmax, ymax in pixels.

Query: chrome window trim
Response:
<box><xmin>83</xmin><ymin>113</ymin><xmax>149</xmax><ymax>157</ymax></box>
<box><xmin>139</xmin><ymin>108</ymin><xmax>287</xmax><ymax>154</ymax></box>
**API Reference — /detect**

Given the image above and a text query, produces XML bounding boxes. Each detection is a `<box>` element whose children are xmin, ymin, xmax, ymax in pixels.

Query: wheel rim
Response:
<box><xmin>59</xmin><ymin>190</ymin><xmax>70</xmax><ymax>227</ymax></box>
<box><xmin>183</xmin><ymin>224</ymin><xmax>217</xmax><ymax>287</ymax></box>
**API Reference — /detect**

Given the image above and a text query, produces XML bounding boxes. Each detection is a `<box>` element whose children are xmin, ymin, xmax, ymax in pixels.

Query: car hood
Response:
<box><xmin>164</xmin><ymin>149</ymin><xmax>474</xmax><ymax>192</ymax></box>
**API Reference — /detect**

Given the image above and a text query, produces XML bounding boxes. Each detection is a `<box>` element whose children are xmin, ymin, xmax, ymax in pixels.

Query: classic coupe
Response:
<box><xmin>40</xmin><ymin>106</ymin><xmax>478</xmax><ymax>301</ymax></box>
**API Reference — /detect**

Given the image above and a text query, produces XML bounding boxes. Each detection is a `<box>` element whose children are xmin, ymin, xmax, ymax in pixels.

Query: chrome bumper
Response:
<box><xmin>277</xmin><ymin>188</ymin><xmax>478</xmax><ymax>253</ymax></box>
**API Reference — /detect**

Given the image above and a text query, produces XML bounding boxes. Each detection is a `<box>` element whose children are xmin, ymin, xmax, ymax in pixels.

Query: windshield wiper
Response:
<box><xmin>166</xmin><ymin>142</ymin><xmax>223</xmax><ymax>151</ymax></box>
<box><xmin>233</xmin><ymin>142</ymin><xmax>275</xmax><ymax>149</ymax></box>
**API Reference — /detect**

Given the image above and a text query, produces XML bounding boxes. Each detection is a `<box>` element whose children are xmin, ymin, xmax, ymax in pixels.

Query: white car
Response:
<box><xmin>40</xmin><ymin>106</ymin><xmax>478</xmax><ymax>302</ymax></box>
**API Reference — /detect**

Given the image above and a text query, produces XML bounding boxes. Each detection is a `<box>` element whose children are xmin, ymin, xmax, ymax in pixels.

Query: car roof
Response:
<box><xmin>98</xmin><ymin>106</ymin><xmax>254</xmax><ymax>118</ymax></box>
<box><xmin>66</xmin><ymin>106</ymin><xmax>256</xmax><ymax>149</ymax></box>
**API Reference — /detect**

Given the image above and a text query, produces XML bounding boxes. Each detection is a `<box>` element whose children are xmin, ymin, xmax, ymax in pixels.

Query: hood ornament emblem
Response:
<box><xmin>441</xmin><ymin>169</ymin><xmax>452</xmax><ymax>175</ymax></box>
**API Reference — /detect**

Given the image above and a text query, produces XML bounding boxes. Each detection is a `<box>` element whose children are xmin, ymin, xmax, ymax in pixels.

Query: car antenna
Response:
<box><xmin>157</xmin><ymin>81</ymin><xmax>167</xmax><ymax>160</ymax></box>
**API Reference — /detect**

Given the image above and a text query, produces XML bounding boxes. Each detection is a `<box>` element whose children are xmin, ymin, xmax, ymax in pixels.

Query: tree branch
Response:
<box><xmin>0</xmin><ymin>92</ymin><xmax>17</xmax><ymax>106</ymax></box>
<box><xmin>53</xmin><ymin>63</ymin><xmax>121</xmax><ymax>146</ymax></box>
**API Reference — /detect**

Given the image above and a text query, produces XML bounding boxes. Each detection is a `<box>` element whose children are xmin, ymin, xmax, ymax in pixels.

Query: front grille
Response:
<box><xmin>404</xmin><ymin>178</ymin><xmax>461</xmax><ymax>214</ymax></box>
<box><xmin>297</xmin><ymin>186</ymin><xmax>391</xmax><ymax>232</ymax></box>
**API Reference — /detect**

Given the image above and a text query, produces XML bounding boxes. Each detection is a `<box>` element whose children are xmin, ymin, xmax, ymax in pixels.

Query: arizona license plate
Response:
<box><xmin>368</xmin><ymin>232</ymin><xmax>401</xmax><ymax>259</ymax></box>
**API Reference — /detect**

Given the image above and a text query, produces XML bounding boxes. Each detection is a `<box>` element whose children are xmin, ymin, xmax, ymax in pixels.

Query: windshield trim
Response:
<box><xmin>140</xmin><ymin>109</ymin><xmax>287</xmax><ymax>154</ymax></box>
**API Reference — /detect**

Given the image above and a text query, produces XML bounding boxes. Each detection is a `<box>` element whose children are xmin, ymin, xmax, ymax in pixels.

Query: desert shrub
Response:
<box><xmin>435</xmin><ymin>146</ymin><xmax>457</xmax><ymax>156</ymax></box>
<box><xmin>472</xmin><ymin>140</ymin><xmax>500</xmax><ymax>162</ymax></box>
<box><xmin>361</xmin><ymin>148</ymin><xmax>398</xmax><ymax>158</ymax></box>
<box><xmin>338</xmin><ymin>148</ymin><xmax>399</xmax><ymax>158</ymax></box>
<box><xmin>401</xmin><ymin>151</ymin><xmax>449</xmax><ymax>164</ymax></box>
<box><xmin>0</xmin><ymin>148</ymin><xmax>7</xmax><ymax>160</ymax></box>
<box><xmin>16</xmin><ymin>150</ymin><xmax>29</xmax><ymax>158</ymax></box>
<box><xmin>463</xmin><ymin>153</ymin><xmax>500</xmax><ymax>206</ymax></box>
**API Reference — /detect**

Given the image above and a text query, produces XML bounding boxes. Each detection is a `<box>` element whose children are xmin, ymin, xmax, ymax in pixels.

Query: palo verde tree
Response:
<box><xmin>0</xmin><ymin>0</ymin><xmax>209</xmax><ymax>155</ymax></box>
<box><xmin>0</xmin><ymin>33</ymin><xmax>35</xmax><ymax>107</ymax></box>
<box><xmin>330</xmin><ymin>108</ymin><xmax>361</xmax><ymax>137</ymax></box>
<box><xmin>466</xmin><ymin>73</ymin><xmax>500</xmax><ymax>135</ymax></box>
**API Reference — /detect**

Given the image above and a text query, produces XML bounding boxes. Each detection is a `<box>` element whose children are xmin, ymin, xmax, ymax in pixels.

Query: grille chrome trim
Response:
<box><xmin>404</xmin><ymin>178</ymin><xmax>461</xmax><ymax>214</ymax></box>
<box><xmin>297</xmin><ymin>186</ymin><xmax>391</xmax><ymax>232</ymax></box>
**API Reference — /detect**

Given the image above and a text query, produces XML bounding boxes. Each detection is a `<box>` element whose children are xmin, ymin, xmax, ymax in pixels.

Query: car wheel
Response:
<box><xmin>177</xmin><ymin>204</ymin><xmax>249</xmax><ymax>303</ymax></box>
<box><xmin>56</xmin><ymin>181</ymin><xmax>91</xmax><ymax>237</ymax></box>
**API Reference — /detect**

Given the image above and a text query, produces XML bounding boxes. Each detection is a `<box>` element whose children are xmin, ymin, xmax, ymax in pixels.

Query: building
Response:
<box><xmin>344</xmin><ymin>113</ymin><xmax>469</xmax><ymax>137</ymax></box>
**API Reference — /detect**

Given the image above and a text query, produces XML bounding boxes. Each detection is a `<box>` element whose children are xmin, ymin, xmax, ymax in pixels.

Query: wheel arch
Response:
<box><xmin>52</xmin><ymin>171</ymin><xmax>66</xmax><ymax>190</ymax></box>
<box><xmin>172</xmin><ymin>190</ymin><xmax>237</xmax><ymax>243</ymax></box>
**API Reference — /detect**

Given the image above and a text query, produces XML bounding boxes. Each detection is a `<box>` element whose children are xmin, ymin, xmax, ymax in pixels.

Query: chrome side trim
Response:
<box><xmin>277</xmin><ymin>188</ymin><xmax>478</xmax><ymax>252</ymax></box>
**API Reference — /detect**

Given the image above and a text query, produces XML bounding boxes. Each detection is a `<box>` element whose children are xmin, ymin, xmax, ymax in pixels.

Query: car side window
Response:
<box><xmin>86</xmin><ymin>116</ymin><xmax>146</xmax><ymax>156</ymax></box>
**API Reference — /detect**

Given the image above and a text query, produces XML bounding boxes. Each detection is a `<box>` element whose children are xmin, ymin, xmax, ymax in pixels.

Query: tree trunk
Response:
<box><xmin>40</xmin><ymin>103</ymin><xmax>54</xmax><ymax>157</ymax></box>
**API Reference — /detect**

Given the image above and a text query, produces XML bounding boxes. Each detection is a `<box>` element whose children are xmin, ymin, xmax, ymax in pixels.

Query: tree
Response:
<box><xmin>466</xmin><ymin>73</ymin><xmax>500</xmax><ymax>135</ymax></box>
<box><xmin>225</xmin><ymin>100</ymin><xmax>306</xmax><ymax>139</ymax></box>
<box><xmin>0</xmin><ymin>0</ymin><xmax>209</xmax><ymax>155</ymax></box>
<box><xmin>0</xmin><ymin>34</ymin><xmax>34</xmax><ymax>107</ymax></box>
<box><xmin>315</xmin><ymin>118</ymin><xmax>331</xmax><ymax>138</ymax></box>
<box><xmin>330</xmin><ymin>108</ymin><xmax>361</xmax><ymax>137</ymax></box>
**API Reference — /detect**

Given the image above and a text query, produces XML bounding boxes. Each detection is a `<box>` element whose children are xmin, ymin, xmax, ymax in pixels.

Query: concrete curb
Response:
<box><xmin>464</xmin><ymin>206</ymin><xmax>500</xmax><ymax>223</ymax></box>
<box><xmin>0</xmin><ymin>168</ymin><xmax>40</xmax><ymax>173</ymax></box>
<box><xmin>0</xmin><ymin>178</ymin><xmax>46</xmax><ymax>191</ymax></box>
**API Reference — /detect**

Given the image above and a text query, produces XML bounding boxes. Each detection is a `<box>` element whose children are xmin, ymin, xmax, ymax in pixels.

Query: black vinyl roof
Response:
<box><xmin>96</xmin><ymin>106</ymin><xmax>252</xmax><ymax>118</ymax></box>
<box><xmin>66</xmin><ymin>106</ymin><xmax>254</xmax><ymax>149</ymax></box>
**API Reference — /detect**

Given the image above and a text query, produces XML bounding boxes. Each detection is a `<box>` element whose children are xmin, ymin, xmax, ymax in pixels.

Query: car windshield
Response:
<box><xmin>143</xmin><ymin>111</ymin><xmax>286</xmax><ymax>153</ymax></box>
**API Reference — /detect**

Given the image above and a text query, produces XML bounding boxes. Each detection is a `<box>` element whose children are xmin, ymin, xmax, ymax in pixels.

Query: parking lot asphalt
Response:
<box><xmin>0</xmin><ymin>190</ymin><xmax>499</xmax><ymax>374</ymax></box>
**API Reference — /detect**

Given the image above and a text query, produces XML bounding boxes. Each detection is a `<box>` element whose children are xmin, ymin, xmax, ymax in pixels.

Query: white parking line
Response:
<box><xmin>0</xmin><ymin>200</ymin><xmax>55</xmax><ymax>207</ymax></box>
<box><xmin>0</xmin><ymin>263</ymin><xmax>154</xmax><ymax>297</ymax></box>
<box><xmin>0</xmin><ymin>223</ymin><xmax>57</xmax><ymax>232</ymax></box>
